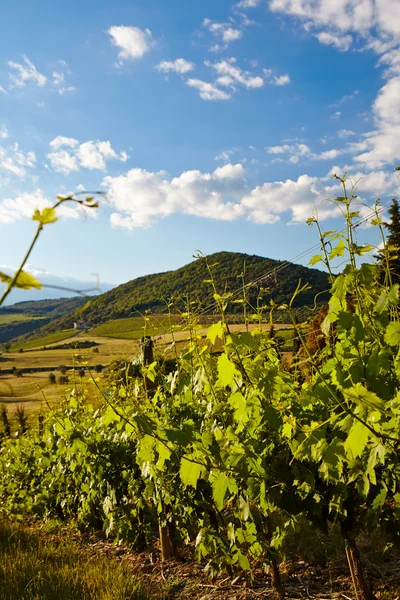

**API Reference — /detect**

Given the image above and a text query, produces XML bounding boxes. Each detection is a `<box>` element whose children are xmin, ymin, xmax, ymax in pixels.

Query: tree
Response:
<box><xmin>48</xmin><ymin>373</ymin><xmax>56</xmax><ymax>384</ymax></box>
<box><xmin>381</xmin><ymin>198</ymin><xmax>400</xmax><ymax>284</ymax></box>
<box><xmin>78</xmin><ymin>369</ymin><xmax>85</xmax><ymax>378</ymax></box>
<box><xmin>95</xmin><ymin>364</ymin><xmax>103</xmax><ymax>373</ymax></box>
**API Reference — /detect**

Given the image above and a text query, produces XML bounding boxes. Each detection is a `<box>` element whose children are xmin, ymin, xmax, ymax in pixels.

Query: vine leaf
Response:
<box><xmin>32</xmin><ymin>207</ymin><xmax>58</xmax><ymax>225</ymax></box>
<box><xmin>211</xmin><ymin>470</ymin><xmax>229</xmax><ymax>510</ymax></box>
<box><xmin>180</xmin><ymin>457</ymin><xmax>204</xmax><ymax>489</ymax></box>
<box><xmin>207</xmin><ymin>321</ymin><xmax>224</xmax><ymax>345</ymax></box>
<box><xmin>0</xmin><ymin>270</ymin><xmax>42</xmax><ymax>290</ymax></box>
<box><xmin>384</xmin><ymin>322</ymin><xmax>400</xmax><ymax>346</ymax></box>
<box><xmin>217</xmin><ymin>354</ymin><xmax>239</xmax><ymax>388</ymax></box>
<box><xmin>344</xmin><ymin>420</ymin><xmax>369</xmax><ymax>459</ymax></box>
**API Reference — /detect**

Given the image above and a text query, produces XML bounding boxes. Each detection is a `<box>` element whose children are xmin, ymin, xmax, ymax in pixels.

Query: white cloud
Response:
<box><xmin>47</xmin><ymin>137</ymin><xmax>127</xmax><ymax>174</ymax></box>
<box><xmin>209</xmin><ymin>58</ymin><xmax>264</xmax><ymax>90</ymax></box>
<box><xmin>215</xmin><ymin>150</ymin><xmax>234</xmax><ymax>162</ymax></box>
<box><xmin>331</xmin><ymin>111</ymin><xmax>341</xmax><ymax>119</ymax></box>
<box><xmin>316</xmin><ymin>31</ymin><xmax>353</xmax><ymax>51</ymax></box>
<box><xmin>108</xmin><ymin>25</ymin><xmax>152</xmax><ymax>63</ymax></box>
<box><xmin>186</xmin><ymin>78</ymin><xmax>231</xmax><ymax>100</ymax></box>
<box><xmin>104</xmin><ymin>163</ymin><xmax>380</xmax><ymax>230</ymax></box>
<box><xmin>0</xmin><ymin>143</ymin><xmax>36</xmax><ymax>178</ymax></box>
<box><xmin>353</xmin><ymin>76</ymin><xmax>400</xmax><ymax>169</ymax></box>
<box><xmin>50</xmin><ymin>136</ymin><xmax>79</xmax><ymax>150</ymax></box>
<box><xmin>268</xmin><ymin>0</ymin><xmax>399</xmax><ymax>37</ymax></box>
<box><xmin>203</xmin><ymin>18</ymin><xmax>249</xmax><ymax>51</ymax></box>
<box><xmin>266</xmin><ymin>141</ymin><xmax>344</xmax><ymax>162</ymax></box>
<box><xmin>0</xmin><ymin>85</ymin><xmax>6</xmax><ymax>94</ymax></box>
<box><xmin>272</xmin><ymin>73</ymin><xmax>291</xmax><ymax>85</ymax></box>
<box><xmin>156</xmin><ymin>58</ymin><xmax>195</xmax><ymax>74</ymax></box>
<box><xmin>236</xmin><ymin>0</ymin><xmax>262</xmax><ymax>7</ymax></box>
<box><xmin>329</xmin><ymin>90</ymin><xmax>359</xmax><ymax>108</ymax></box>
<box><xmin>8</xmin><ymin>55</ymin><xmax>47</xmax><ymax>88</ymax></box>
<box><xmin>52</xmin><ymin>61</ymin><xmax>76</xmax><ymax>95</ymax></box>
<box><xmin>0</xmin><ymin>190</ymin><xmax>80</xmax><ymax>224</ymax></box>
<box><xmin>0</xmin><ymin>125</ymin><xmax>8</xmax><ymax>139</ymax></box>
<box><xmin>337</xmin><ymin>129</ymin><xmax>356</xmax><ymax>138</ymax></box>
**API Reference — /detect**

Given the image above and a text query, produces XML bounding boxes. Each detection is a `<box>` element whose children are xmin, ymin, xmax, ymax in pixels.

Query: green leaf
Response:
<box><xmin>329</xmin><ymin>239</ymin><xmax>346</xmax><ymax>260</ymax></box>
<box><xmin>384</xmin><ymin>322</ymin><xmax>400</xmax><ymax>346</ymax></box>
<box><xmin>180</xmin><ymin>457</ymin><xmax>204</xmax><ymax>489</ymax></box>
<box><xmin>207</xmin><ymin>321</ymin><xmax>224</xmax><ymax>345</ymax></box>
<box><xmin>308</xmin><ymin>254</ymin><xmax>324</xmax><ymax>266</ymax></box>
<box><xmin>217</xmin><ymin>354</ymin><xmax>238</xmax><ymax>388</ymax></box>
<box><xmin>344</xmin><ymin>420</ymin><xmax>369</xmax><ymax>459</ymax></box>
<box><xmin>211</xmin><ymin>471</ymin><xmax>229</xmax><ymax>510</ymax></box>
<box><xmin>0</xmin><ymin>270</ymin><xmax>42</xmax><ymax>290</ymax></box>
<box><xmin>32</xmin><ymin>207</ymin><xmax>58</xmax><ymax>225</ymax></box>
<box><xmin>343</xmin><ymin>383</ymin><xmax>384</xmax><ymax>412</ymax></box>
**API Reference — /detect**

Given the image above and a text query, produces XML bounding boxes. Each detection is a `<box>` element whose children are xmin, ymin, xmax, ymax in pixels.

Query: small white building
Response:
<box><xmin>73</xmin><ymin>320</ymin><xmax>87</xmax><ymax>330</ymax></box>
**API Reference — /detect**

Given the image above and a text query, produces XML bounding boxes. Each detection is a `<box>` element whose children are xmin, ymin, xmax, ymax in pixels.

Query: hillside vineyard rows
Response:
<box><xmin>0</xmin><ymin>186</ymin><xmax>400</xmax><ymax>600</ymax></box>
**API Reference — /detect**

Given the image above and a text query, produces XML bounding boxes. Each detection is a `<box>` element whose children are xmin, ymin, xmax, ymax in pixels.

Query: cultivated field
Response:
<box><xmin>0</xmin><ymin>319</ymin><xmax>295</xmax><ymax>417</ymax></box>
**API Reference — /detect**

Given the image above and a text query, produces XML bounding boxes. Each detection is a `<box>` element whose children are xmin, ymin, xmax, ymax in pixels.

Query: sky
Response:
<box><xmin>0</xmin><ymin>0</ymin><xmax>400</xmax><ymax>300</ymax></box>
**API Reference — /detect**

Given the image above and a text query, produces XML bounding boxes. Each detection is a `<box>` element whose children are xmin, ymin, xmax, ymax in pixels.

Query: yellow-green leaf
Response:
<box><xmin>32</xmin><ymin>207</ymin><xmax>58</xmax><ymax>225</ymax></box>
<box><xmin>0</xmin><ymin>270</ymin><xmax>42</xmax><ymax>290</ymax></box>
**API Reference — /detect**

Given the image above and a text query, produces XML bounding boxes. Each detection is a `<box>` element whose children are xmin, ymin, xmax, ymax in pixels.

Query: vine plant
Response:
<box><xmin>0</xmin><ymin>178</ymin><xmax>399</xmax><ymax>600</ymax></box>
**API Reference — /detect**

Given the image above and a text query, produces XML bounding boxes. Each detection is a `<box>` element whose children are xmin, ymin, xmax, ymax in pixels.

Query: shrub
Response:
<box><xmin>95</xmin><ymin>364</ymin><xmax>103</xmax><ymax>373</ymax></box>
<box><xmin>59</xmin><ymin>365</ymin><xmax>67</xmax><ymax>374</ymax></box>
<box><xmin>48</xmin><ymin>373</ymin><xmax>56</xmax><ymax>385</ymax></box>
<box><xmin>58</xmin><ymin>375</ymin><xmax>69</xmax><ymax>385</ymax></box>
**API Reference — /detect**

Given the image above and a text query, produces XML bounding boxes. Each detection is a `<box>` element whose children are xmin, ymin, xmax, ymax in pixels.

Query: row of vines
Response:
<box><xmin>0</xmin><ymin>182</ymin><xmax>400</xmax><ymax>600</ymax></box>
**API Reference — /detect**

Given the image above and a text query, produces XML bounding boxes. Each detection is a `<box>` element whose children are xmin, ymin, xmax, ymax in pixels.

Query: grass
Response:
<box><xmin>0</xmin><ymin>313</ymin><xmax>45</xmax><ymax>325</ymax></box>
<box><xmin>9</xmin><ymin>330</ymin><xmax>78</xmax><ymax>351</ymax></box>
<box><xmin>0</xmin><ymin>520</ymin><xmax>152</xmax><ymax>600</ymax></box>
<box><xmin>90</xmin><ymin>315</ymin><xmax>181</xmax><ymax>339</ymax></box>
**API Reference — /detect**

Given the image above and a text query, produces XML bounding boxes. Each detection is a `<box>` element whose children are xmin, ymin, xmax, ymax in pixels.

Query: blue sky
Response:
<box><xmin>0</xmin><ymin>0</ymin><xmax>399</xmax><ymax>297</ymax></box>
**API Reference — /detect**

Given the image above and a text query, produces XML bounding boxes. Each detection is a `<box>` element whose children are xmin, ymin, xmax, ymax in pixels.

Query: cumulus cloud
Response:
<box><xmin>0</xmin><ymin>143</ymin><xmax>36</xmax><ymax>178</ymax></box>
<box><xmin>203</xmin><ymin>18</ymin><xmax>244</xmax><ymax>47</ymax></box>
<box><xmin>208</xmin><ymin>58</ymin><xmax>264</xmax><ymax>89</ymax></box>
<box><xmin>8</xmin><ymin>55</ymin><xmax>47</xmax><ymax>88</ymax></box>
<box><xmin>47</xmin><ymin>137</ymin><xmax>128</xmax><ymax>174</ymax></box>
<box><xmin>186</xmin><ymin>78</ymin><xmax>232</xmax><ymax>100</ymax></box>
<box><xmin>108</xmin><ymin>25</ymin><xmax>152</xmax><ymax>63</ymax></box>
<box><xmin>0</xmin><ymin>125</ymin><xmax>8</xmax><ymax>139</ymax></box>
<box><xmin>337</xmin><ymin>129</ymin><xmax>356</xmax><ymax>138</ymax></box>
<box><xmin>353</xmin><ymin>76</ymin><xmax>400</xmax><ymax>169</ymax></box>
<box><xmin>316</xmin><ymin>31</ymin><xmax>353</xmax><ymax>51</ymax></box>
<box><xmin>266</xmin><ymin>142</ymin><xmax>344</xmax><ymax>163</ymax></box>
<box><xmin>102</xmin><ymin>163</ymin><xmax>389</xmax><ymax>230</ymax></box>
<box><xmin>268</xmin><ymin>0</ymin><xmax>399</xmax><ymax>37</ymax></box>
<box><xmin>156</xmin><ymin>58</ymin><xmax>195</xmax><ymax>74</ymax></box>
<box><xmin>0</xmin><ymin>190</ymin><xmax>80</xmax><ymax>224</ymax></box>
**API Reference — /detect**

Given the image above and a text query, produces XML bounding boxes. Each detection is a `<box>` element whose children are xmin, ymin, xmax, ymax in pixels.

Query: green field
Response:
<box><xmin>90</xmin><ymin>315</ymin><xmax>181</xmax><ymax>339</ymax></box>
<box><xmin>0</xmin><ymin>313</ymin><xmax>45</xmax><ymax>325</ymax></box>
<box><xmin>10</xmin><ymin>329</ymin><xmax>78</xmax><ymax>351</ymax></box>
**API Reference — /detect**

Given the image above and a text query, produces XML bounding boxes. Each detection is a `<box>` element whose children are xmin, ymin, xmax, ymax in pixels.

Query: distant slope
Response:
<box><xmin>0</xmin><ymin>296</ymin><xmax>88</xmax><ymax>319</ymax></box>
<box><xmin>23</xmin><ymin>252</ymin><xmax>329</xmax><ymax>339</ymax></box>
<box><xmin>0</xmin><ymin>297</ymin><xmax>89</xmax><ymax>344</ymax></box>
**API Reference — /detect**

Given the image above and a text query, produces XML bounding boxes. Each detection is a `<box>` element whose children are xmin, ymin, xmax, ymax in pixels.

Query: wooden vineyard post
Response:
<box><xmin>345</xmin><ymin>537</ymin><xmax>376</xmax><ymax>600</ymax></box>
<box><xmin>265</xmin><ymin>514</ymin><xmax>285</xmax><ymax>599</ymax></box>
<box><xmin>141</xmin><ymin>336</ymin><xmax>156</xmax><ymax>398</ymax></box>
<box><xmin>140</xmin><ymin>336</ymin><xmax>177</xmax><ymax>561</ymax></box>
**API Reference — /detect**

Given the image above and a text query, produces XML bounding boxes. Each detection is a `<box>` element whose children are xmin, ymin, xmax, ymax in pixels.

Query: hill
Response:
<box><xmin>0</xmin><ymin>297</ymin><xmax>88</xmax><ymax>344</ymax></box>
<box><xmin>15</xmin><ymin>252</ymin><xmax>329</xmax><ymax>341</ymax></box>
<box><xmin>0</xmin><ymin>296</ymin><xmax>88</xmax><ymax>319</ymax></box>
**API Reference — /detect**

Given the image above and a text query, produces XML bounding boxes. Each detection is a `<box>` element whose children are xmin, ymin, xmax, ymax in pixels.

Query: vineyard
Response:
<box><xmin>0</xmin><ymin>186</ymin><xmax>400</xmax><ymax>599</ymax></box>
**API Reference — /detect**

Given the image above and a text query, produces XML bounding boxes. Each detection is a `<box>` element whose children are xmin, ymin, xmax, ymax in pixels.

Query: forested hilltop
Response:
<box><xmin>30</xmin><ymin>251</ymin><xmax>329</xmax><ymax>336</ymax></box>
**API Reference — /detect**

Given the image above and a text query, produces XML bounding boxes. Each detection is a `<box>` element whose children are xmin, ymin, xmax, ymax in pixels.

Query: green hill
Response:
<box><xmin>0</xmin><ymin>297</ymin><xmax>88</xmax><ymax>344</ymax></box>
<box><xmin>16</xmin><ymin>252</ymin><xmax>329</xmax><ymax>341</ymax></box>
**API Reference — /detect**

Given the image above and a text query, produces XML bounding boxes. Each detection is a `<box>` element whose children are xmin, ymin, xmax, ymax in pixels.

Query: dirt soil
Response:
<box><xmin>79</xmin><ymin>532</ymin><xmax>400</xmax><ymax>600</ymax></box>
